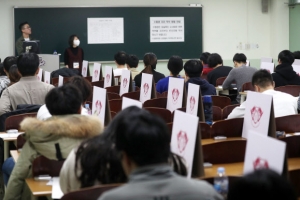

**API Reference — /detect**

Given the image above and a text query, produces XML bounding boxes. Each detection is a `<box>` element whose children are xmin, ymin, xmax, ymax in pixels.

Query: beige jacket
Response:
<box><xmin>0</xmin><ymin>76</ymin><xmax>54</xmax><ymax>116</ymax></box>
<box><xmin>4</xmin><ymin>115</ymin><xmax>103</xmax><ymax>200</ymax></box>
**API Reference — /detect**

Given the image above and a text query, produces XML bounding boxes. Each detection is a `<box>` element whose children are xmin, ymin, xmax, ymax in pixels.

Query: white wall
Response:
<box><xmin>0</xmin><ymin>0</ymin><xmax>289</xmax><ymax>74</ymax></box>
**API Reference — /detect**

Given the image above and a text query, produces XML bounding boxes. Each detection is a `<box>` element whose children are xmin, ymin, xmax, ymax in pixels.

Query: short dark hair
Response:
<box><xmin>68</xmin><ymin>34</ymin><xmax>79</xmax><ymax>47</ymax></box>
<box><xmin>66</xmin><ymin>76</ymin><xmax>92</xmax><ymax>103</ymax></box>
<box><xmin>0</xmin><ymin>63</ymin><xmax>5</xmax><ymax>76</ymax></box>
<box><xmin>8</xmin><ymin>64</ymin><xmax>21</xmax><ymax>83</ymax></box>
<box><xmin>126</xmin><ymin>54</ymin><xmax>139</xmax><ymax>68</ymax></box>
<box><xmin>252</xmin><ymin>69</ymin><xmax>273</xmax><ymax>88</ymax></box>
<box><xmin>46</xmin><ymin>84</ymin><xmax>83</xmax><ymax>116</ymax></box>
<box><xmin>233</xmin><ymin>53</ymin><xmax>247</xmax><ymax>63</ymax></box>
<box><xmin>207</xmin><ymin>53</ymin><xmax>223</xmax><ymax>68</ymax></box>
<box><xmin>143</xmin><ymin>52</ymin><xmax>157</xmax><ymax>70</ymax></box>
<box><xmin>278</xmin><ymin>50</ymin><xmax>295</xmax><ymax>65</ymax></box>
<box><xmin>114</xmin><ymin>51</ymin><xmax>127</xmax><ymax>65</ymax></box>
<box><xmin>115</xmin><ymin>106</ymin><xmax>170</xmax><ymax>166</ymax></box>
<box><xmin>168</xmin><ymin>55</ymin><xmax>183</xmax><ymax>76</ymax></box>
<box><xmin>19</xmin><ymin>21</ymin><xmax>29</xmax><ymax>32</ymax></box>
<box><xmin>200</xmin><ymin>52</ymin><xmax>211</xmax><ymax>64</ymax></box>
<box><xmin>3</xmin><ymin>56</ymin><xmax>17</xmax><ymax>72</ymax></box>
<box><xmin>184</xmin><ymin>59</ymin><xmax>203</xmax><ymax>78</ymax></box>
<box><xmin>227</xmin><ymin>169</ymin><xmax>297</xmax><ymax>200</ymax></box>
<box><xmin>293</xmin><ymin>51</ymin><xmax>300</xmax><ymax>59</ymax></box>
<box><xmin>17</xmin><ymin>53</ymin><xmax>39</xmax><ymax>76</ymax></box>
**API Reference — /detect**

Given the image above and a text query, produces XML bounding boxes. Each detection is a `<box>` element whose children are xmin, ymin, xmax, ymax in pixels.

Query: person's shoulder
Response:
<box><xmin>98</xmin><ymin>185</ymin><xmax>129</xmax><ymax>200</ymax></box>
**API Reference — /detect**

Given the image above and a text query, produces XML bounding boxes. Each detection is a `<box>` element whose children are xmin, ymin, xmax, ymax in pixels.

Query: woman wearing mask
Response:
<box><xmin>64</xmin><ymin>34</ymin><xmax>84</xmax><ymax>72</ymax></box>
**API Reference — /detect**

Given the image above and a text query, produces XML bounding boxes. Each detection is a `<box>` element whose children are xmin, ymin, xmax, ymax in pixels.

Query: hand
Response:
<box><xmin>65</xmin><ymin>65</ymin><xmax>69</xmax><ymax>68</ymax></box>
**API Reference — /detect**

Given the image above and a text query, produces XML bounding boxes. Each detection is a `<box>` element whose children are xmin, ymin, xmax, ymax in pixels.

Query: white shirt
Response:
<box><xmin>227</xmin><ymin>89</ymin><xmax>298</xmax><ymax>119</ymax></box>
<box><xmin>37</xmin><ymin>104</ymin><xmax>88</xmax><ymax>120</ymax></box>
<box><xmin>113</xmin><ymin>68</ymin><xmax>128</xmax><ymax>77</ymax></box>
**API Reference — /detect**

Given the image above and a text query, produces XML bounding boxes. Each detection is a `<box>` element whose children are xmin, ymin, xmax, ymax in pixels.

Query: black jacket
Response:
<box><xmin>272</xmin><ymin>63</ymin><xmax>300</xmax><ymax>87</ymax></box>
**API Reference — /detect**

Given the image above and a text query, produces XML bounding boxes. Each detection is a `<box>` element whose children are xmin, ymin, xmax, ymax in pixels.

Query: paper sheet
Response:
<box><xmin>51</xmin><ymin>177</ymin><xmax>63</xmax><ymax>199</ymax></box>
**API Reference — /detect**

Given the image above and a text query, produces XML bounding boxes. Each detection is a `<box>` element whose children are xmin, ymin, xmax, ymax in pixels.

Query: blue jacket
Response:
<box><xmin>156</xmin><ymin>76</ymin><xmax>183</xmax><ymax>93</ymax></box>
<box><xmin>186</xmin><ymin>77</ymin><xmax>216</xmax><ymax>96</ymax></box>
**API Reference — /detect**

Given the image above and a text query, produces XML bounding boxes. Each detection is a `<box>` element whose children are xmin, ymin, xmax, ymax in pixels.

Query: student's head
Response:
<box><xmin>293</xmin><ymin>51</ymin><xmax>300</xmax><ymax>60</ymax></box>
<box><xmin>114</xmin><ymin>106</ymin><xmax>170</xmax><ymax>175</ymax></box>
<box><xmin>252</xmin><ymin>69</ymin><xmax>274</xmax><ymax>92</ymax></box>
<box><xmin>143</xmin><ymin>52</ymin><xmax>157</xmax><ymax>70</ymax></box>
<box><xmin>184</xmin><ymin>59</ymin><xmax>203</xmax><ymax>78</ymax></box>
<box><xmin>8</xmin><ymin>64</ymin><xmax>22</xmax><ymax>83</ymax></box>
<box><xmin>3</xmin><ymin>56</ymin><xmax>17</xmax><ymax>73</ymax></box>
<box><xmin>126</xmin><ymin>54</ymin><xmax>139</xmax><ymax>68</ymax></box>
<box><xmin>200</xmin><ymin>52</ymin><xmax>210</xmax><ymax>65</ymax></box>
<box><xmin>233</xmin><ymin>53</ymin><xmax>247</xmax><ymax>67</ymax></box>
<box><xmin>17</xmin><ymin>53</ymin><xmax>39</xmax><ymax>76</ymax></box>
<box><xmin>19</xmin><ymin>21</ymin><xmax>31</xmax><ymax>35</ymax></box>
<box><xmin>0</xmin><ymin>63</ymin><xmax>5</xmax><ymax>76</ymax></box>
<box><xmin>207</xmin><ymin>53</ymin><xmax>223</xmax><ymax>68</ymax></box>
<box><xmin>227</xmin><ymin>169</ymin><xmax>297</xmax><ymax>200</ymax></box>
<box><xmin>66</xmin><ymin>76</ymin><xmax>92</xmax><ymax>104</ymax></box>
<box><xmin>114</xmin><ymin>51</ymin><xmax>127</xmax><ymax>65</ymax></box>
<box><xmin>45</xmin><ymin>84</ymin><xmax>83</xmax><ymax>116</ymax></box>
<box><xmin>68</xmin><ymin>34</ymin><xmax>80</xmax><ymax>47</ymax></box>
<box><xmin>278</xmin><ymin>50</ymin><xmax>294</xmax><ymax>65</ymax></box>
<box><xmin>168</xmin><ymin>55</ymin><xmax>183</xmax><ymax>76</ymax></box>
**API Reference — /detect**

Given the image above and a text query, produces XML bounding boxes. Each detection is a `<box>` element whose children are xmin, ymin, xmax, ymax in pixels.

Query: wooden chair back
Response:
<box><xmin>91</xmin><ymin>80</ymin><xmax>104</xmax><ymax>88</ymax></box>
<box><xmin>279</xmin><ymin>135</ymin><xmax>300</xmax><ymax>158</ymax></box>
<box><xmin>32</xmin><ymin>156</ymin><xmax>64</xmax><ymax>177</ymax></box>
<box><xmin>212</xmin><ymin>106</ymin><xmax>222</xmax><ymax>122</ymax></box>
<box><xmin>108</xmin><ymin>99</ymin><xmax>122</xmax><ymax>113</ymax></box>
<box><xmin>215</xmin><ymin>76</ymin><xmax>227</xmax><ymax>86</ymax></box>
<box><xmin>60</xmin><ymin>184</ymin><xmax>121</xmax><ymax>200</ymax></box>
<box><xmin>156</xmin><ymin>91</ymin><xmax>168</xmax><ymax>98</ymax></box>
<box><xmin>5</xmin><ymin>112</ymin><xmax>37</xmax><ymax>131</ymax></box>
<box><xmin>274</xmin><ymin>85</ymin><xmax>300</xmax><ymax>97</ymax></box>
<box><xmin>211</xmin><ymin>95</ymin><xmax>231</xmax><ymax>109</ymax></box>
<box><xmin>106</xmin><ymin>85</ymin><xmax>120</xmax><ymax>94</ymax></box>
<box><xmin>222</xmin><ymin>104</ymin><xmax>240</xmax><ymax>119</ymax></box>
<box><xmin>275</xmin><ymin>114</ymin><xmax>300</xmax><ymax>133</ymax></box>
<box><xmin>211</xmin><ymin>118</ymin><xmax>244</xmax><ymax>138</ymax></box>
<box><xmin>110</xmin><ymin>111</ymin><xmax>117</xmax><ymax>119</ymax></box>
<box><xmin>241</xmin><ymin>82</ymin><xmax>255</xmax><ymax>92</ymax></box>
<box><xmin>143</xmin><ymin>97</ymin><xmax>167</xmax><ymax>108</ymax></box>
<box><xmin>121</xmin><ymin>91</ymin><xmax>140</xmax><ymax>100</ymax></box>
<box><xmin>144</xmin><ymin>107</ymin><xmax>172</xmax><ymax>123</ymax></box>
<box><xmin>84</xmin><ymin>76</ymin><xmax>92</xmax><ymax>82</ymax></box>
<box><xmin>199</xmin><ymin>122</ymin><xmax>211</xmax><ymax>139</ymax></box>
<box><xmin>289</xmin><ymin>169</ymin><xmax>300</xmax><ymax>197</ymax></box>
<box><xmin>17</xmin><ymin>134</ymin><xmax>26</xmax><ymax>150</ymax></box>
<box><xmin>202</xmin><ymin>140</ymin><xmax>247</xmax><ymax>164</ymax></box>
<box><xmin>51</xmin><ymin>76</ymin><xmax>71</xmax><ymax>85</ymax></box>
<box><xmin>107</xmin><ymin>92</ymin><xmax>121</xmax><ymax>100</ymax></box>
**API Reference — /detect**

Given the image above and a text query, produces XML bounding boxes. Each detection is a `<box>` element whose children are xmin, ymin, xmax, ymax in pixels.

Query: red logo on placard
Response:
<box><xmin>123</xmin><ymin>78</ymin><xmax>128</xmax><ymax>88</ymax></box>
<box><xmin>83</xmin><ymin>67</ymin><xmax>87</xmax><ymax>75</ymax></box>
<box><xmin>172</xmin><ymin>88</ymin><xmax>180</xmax><ymax>104</ymax></box>
<box><xmin>143</xmin><ymin>83</ymin><xmax>149</xmax><ymax>96</ymax></box>
<box><xmin>177</xmin><ymin>130</ymin><xmax>188</xmax><ymax>154</ymax></box>
<box><xmin>250</xmin><ymin>106</ymin><xmax>263</xmax><ymax>127</ymax></box>
<box><xmin>46</xmin><ymin>80</ymin><xmax>49</xmax><ymax>84</ymax></box>
<box><xmin>37</xmin><ymin>75</ymin><xmax>40</xmax><ymax>81</ymax></box>
<box><xmin>190</xmin><ymin>96</ymin><xmax>196</xmax><ymax>112</ymax></box>
<box><xmin>106</xmin><ymin>74</ymin><xmax>111</xmax><ymax>83</ymax></box>
<box><xmin>94</xmin><ymin>100</ymin><xmax>102</xmax><ymax>116</ymax></box>
<box><xmin>253</xmin><ymin>157</ymin><xmax>269</xmax><ymax>170</ymax></box>
<box><xmin>94</xmin><ymin>70</ymin><xmax>99</xmax><ymax>79</ymax></box>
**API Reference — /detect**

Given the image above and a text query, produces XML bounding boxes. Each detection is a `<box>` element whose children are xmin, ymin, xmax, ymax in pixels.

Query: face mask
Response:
<box><xmin>74</xmin><ymin>39</ymin><xmax>80</xmax><ymax>46</ymax></box>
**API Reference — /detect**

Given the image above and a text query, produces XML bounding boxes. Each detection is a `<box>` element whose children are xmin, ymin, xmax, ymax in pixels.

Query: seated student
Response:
<box><xmin>200</xmin><ymin>52</ymin><xmax>212</xmax><ymax>75</ymax></box>
<box><xmin>222</xmin><ymin>53</ymin><xmax>257</xmax><ymax>104</ymax></box>
<box><xmin>272</xmin><ymin>50</ymin><xmax>300</xmax><ymax>87</ymax></box>
<box><xmin>7</xmin><ymin>64</ymin><xmax>21</xmax><ymax>87</ymax></box>
<box><xmin>184</xmin><ymin>59</ymin><xmax>216</xmax><ymax>95</ymax></box>
<box><xmin>227</xmin><ymin>169</ymin><xmax>297</xmax><ymax>200</ymax></box>
<box><xmin>4</xmin><ymin>84</ymin><xmax>103</xmax><ymax>200</ymax></box>
<box><xmin>0</xmin><ymin>56</ymin><xmax>18</xmax><ymax>95</ymax></box>
<box><xmin>0</xmin><ymin>63</ymin><xmax>10</xmax><ymax>96</ymax></box>
<box><xmin>126</xmin><ymin>54</ymin><xmax>140</xmax><ymax>79</ymax></box>
<box><xmin>0</xmin><ymin>53</ymin><xmax>54</xmax><ymax>116</ymax></box>
<box><xmin>227</xmin><ymin>69</ymin><xmax>297</xmax><ymax>119</ymax></box>
<box><xmin>207</xmin><ymin>53</ymin><xmax>232</xmax><ymax>86</ymax></box>
<box><xmin>98</xmin><ymin>106</ymin><xmax>222</xmax><ymax>200</ymax></box>
<box><xmin>156</xmin><ymin>55</ymin><xmax>183</xmax><ymax>93</ymax></box>
<box><xmin>113</xmin><ymin>51</ymin><xmax>128</xmax><ymax>77</ymax></box>
<box><xmin>60</xmin><ymin>106</ymin><xmax>187</xmax><ymax>194</ymax></box>
<box><xmin>134</xmin><ymin>52</ymin><xmax>165</xmax><ymax>87</ymax></box>
<box><xmin>293</xmin><ymin>50</ymin><xmax>300</xmax><ymax>59</ymax></box>
<box><xmin>37</xmin><ymin>76</ymin><xmax>92</xmax><ymax>120</ymax></box>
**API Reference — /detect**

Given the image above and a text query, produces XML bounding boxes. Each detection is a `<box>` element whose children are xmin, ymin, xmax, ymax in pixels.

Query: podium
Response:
<box><xmin>37</xmin><ymin>54</ymin><xmax>60</xmax><ymax>73</ymax></box>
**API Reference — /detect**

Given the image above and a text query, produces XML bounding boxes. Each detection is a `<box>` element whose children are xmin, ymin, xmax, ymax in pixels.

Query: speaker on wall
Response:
<box><xmin>262</xmin><ymin>0</ymin><xmax>268</xmax><ymax>13</ymax></box>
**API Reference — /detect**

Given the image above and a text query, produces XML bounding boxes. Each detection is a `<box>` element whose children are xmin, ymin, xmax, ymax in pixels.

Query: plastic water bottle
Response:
<box><xmin>132</xmin><ymin>80</ymin><xmax>136</xmax><ymax>91</ymax></box>
<box><xmin>85</xmin><ymin>104</ymin><xmax>92</xmax><ymax>115</ymax></box>
<box><xmin>214</xmin><ymin>167</ymin><xmax>229</xmax><ymax>198</ymax></box>
<box><xmin>53</xmin><ymin>50</ymin><xmax>57</xmax><ymax>55</ymax></box>
<box><xmin>203</xmin><ymin>95</ymin><xmax>213</xmax><ymax>125</ymax></box>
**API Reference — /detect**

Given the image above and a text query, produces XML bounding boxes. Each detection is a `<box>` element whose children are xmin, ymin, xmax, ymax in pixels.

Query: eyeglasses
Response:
<box><xmin>23</xmin><ymin>26</ymin><xmax>31</xmax><ymax>29</ymax></box>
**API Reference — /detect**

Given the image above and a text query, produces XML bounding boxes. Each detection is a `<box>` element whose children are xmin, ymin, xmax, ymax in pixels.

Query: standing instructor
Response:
<box><xmin>15</xmin><ymin>22</ymin><xmax>34</xmax><ymax>55</ymax></box>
